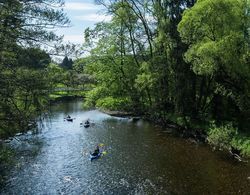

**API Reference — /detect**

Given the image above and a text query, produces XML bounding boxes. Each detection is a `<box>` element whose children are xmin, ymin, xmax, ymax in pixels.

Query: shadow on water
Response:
<box><xmin>0</xmin><ymin>99</ymin><xmax>250</xmax><ymax>194</ymax></box>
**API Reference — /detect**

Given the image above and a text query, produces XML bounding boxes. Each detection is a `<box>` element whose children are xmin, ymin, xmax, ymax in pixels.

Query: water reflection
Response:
<box><xmin>1</xmin><ymin>99</ymin><xmax>249</xmax><ymax>194</ymax></box>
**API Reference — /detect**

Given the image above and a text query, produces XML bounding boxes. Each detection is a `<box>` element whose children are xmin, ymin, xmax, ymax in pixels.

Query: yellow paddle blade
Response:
<box><xmin>99</xmin><ymin>143</ymin><xmax>105</xmax><ymax>147</ymax></box>
<box><xmin>102</xmin><ymin>151</ymin><xmax>107</xmax><ymax>155</ymax></box>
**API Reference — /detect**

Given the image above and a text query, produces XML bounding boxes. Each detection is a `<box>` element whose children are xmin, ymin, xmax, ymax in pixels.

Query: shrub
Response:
<box><xmin>207</xmin><ymin>122</ymin><xmax>237</xmax><ymax>150</ymax></box>
<box><xmin>231</xmin><ymin>136</ymin><xmax>250</xmax><ymax>157</ymax></box>
<box><xmin>83</xmin><ymin>86</ymin><xmax>107</xmax><ymax>108</ymax></box>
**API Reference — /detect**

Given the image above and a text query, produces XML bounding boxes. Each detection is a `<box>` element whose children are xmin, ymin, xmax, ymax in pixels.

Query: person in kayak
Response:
<box><xmin>85</xmin><ymin>119</ymin><xmax>90</xmax><ymax>125</ymax></box>
<box><xmin>92</xmin><ymin>145</ymin><xmax>100</xmax><ymax>156</ymax></box>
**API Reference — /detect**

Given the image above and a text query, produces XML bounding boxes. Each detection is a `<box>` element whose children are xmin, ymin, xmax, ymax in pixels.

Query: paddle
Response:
<box><xmin>99</xmin><ymin>144</ymin><xmax>108</xmax><ymax>156</ymax></box>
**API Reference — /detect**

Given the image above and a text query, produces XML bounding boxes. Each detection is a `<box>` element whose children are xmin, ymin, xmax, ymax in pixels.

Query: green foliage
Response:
<box><xmin>73</xmin><ymin>58</ymin><xmax>87</xmax><ymax>73</ymax></box>
<box><xmin>80</xmin><ymin>0</ymin><xmax>250</xmax><ymax>156</ymax></box>
<box><xmin>0</xmin><ymin>0</ymin><xmax>69</xmax><ymax>138</ymax></box>
<box><xmin>16</xmin><ymin>47</ymin><xmax>51</xmax><ymax>69</ymax></box>
<box><xmin>111</xmin><ymin>1</ymin><xmax>137</xmax><ymax>25</ymax></box>
<box><xmin>178</xmin><ymin>0</ymin><xmax>250</xmax><ymax>125</ymax></box>
<box><xmin>46</xmin><ymin>63</ymin><xmax>64</xmax><ymax>87</ymax></box>
<box><xmin>135</xmin><ymin>62</ymin><xmax>157</xmax><ymax>92</ymax></box>
<box><xmin>231</xmin><ymin>136</ymin><xmax>250</xmax><ymax>157</ymax></box>
<box><xmin>0</xmin><ymin>0</ymin><xmax>69</xmax><ymax>47</ymax></box>
<box><xmin>178</xmin><ymin>0</ymin><xmax>246</xmax><ymax>75</ymax></box>
<box><xmin>207</xmin><ymin>122</ymin><xmax>238</xmax><ymax>150</ymax></box>
<box><xmin>83</xmin><ymin>86</ymin><xmax>108</xmax><ymax>108</ymax></box>
<box><xmin>0</xmin><ymin>66</ymin><xmax>50</xmax><ymax>137</ymax></box>
<box><xmin>96</xmin><ymin>96</ymin><xmax>132</xmax><ymax>111</ymax></box>
<box><xmin>184</xmin><ymin>41</ymin><xmax>219</xmax><ymax>75</ymax></box>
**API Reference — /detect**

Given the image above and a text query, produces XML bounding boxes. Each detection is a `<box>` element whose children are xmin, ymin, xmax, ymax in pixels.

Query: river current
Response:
<box><xmin>1</xmin><ymin>99</ymin><xmax>249</xmax><ymax>194</ymax></box>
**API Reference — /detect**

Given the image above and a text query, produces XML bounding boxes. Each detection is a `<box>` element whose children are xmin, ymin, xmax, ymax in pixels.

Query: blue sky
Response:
<box><xmin>56</xmin><ymin>0</ymin><xmax>111</xmax><ymax>44</ymax></box>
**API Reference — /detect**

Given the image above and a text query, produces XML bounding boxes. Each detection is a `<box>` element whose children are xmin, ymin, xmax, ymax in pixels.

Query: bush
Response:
<box><xmin>83</xmin><ymin>86</ymin><xmax>107</xmax><ymax>108</ymax></box>
<box><xmin>207</xmin><ymin>122</ymin><xmax>237</xmax><ymax>150</ymax></box>
<box><xmin>231</xmin><ymin>136</ymin><xmax>250</xmax><ymax>157</ymax></box>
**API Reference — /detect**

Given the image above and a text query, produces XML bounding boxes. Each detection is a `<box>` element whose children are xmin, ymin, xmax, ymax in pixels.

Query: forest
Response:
<box><xmin>0</xmin><ymin>0</ymin><xmax>249</xmax><ymax>157</ymax></box>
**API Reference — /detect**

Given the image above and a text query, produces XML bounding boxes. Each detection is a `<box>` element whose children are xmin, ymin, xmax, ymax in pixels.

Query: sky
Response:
<box><xmin>56</xmin><ymin>0</ymin><xmax>111</xmax><ymax>45</ymax></box>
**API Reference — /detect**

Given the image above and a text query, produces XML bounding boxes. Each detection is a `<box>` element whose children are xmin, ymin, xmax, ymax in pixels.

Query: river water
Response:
<box><xmin>1</xmin><ymin>99</ymin><xmax>249</xmax><ymax>194</ymax></box>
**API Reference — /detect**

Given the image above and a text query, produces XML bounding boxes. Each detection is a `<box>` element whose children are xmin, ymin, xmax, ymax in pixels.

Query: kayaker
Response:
<box><xmin>85</xmin><ymin>119</ymin><xmax>90</xmax><ymax>125</ymax></box>
<box><xmin>92</xmin><ymin>145</ymin><xmax>100</xmax><ymax>156</ymax></box>
<box><xmin>66</xmin><ymin>115</ymin><xmax>71</xmax><ymax>119</ymax></box>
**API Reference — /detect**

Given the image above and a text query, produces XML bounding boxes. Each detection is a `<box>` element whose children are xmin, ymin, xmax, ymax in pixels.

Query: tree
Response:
<box><xmin>60</xmin><ymin>56</ymin><xmax>73</xmax><ymax>70</ymax></box>
<box><xmin>178</xmin><ymin>0</ymin><xmax>250</xmax><ymax>128</ymax></box>
<box><xmin>16</xmin><ymin>47</ymin><xmax>51</xmax><ymax>69</ymax></box>
<box><xmin>84</xmin><ymin>0</ymin><xmax>198</xmax><ymax>116</ymax></box>
<box><xmin>83</xmin><ymin>18</ymin><xmax>141</xmax><ymax>111</ymax></box>
<box><xmin>0</xmin><ymin>0</ymin><xmax>69</xmax><ymax>137</ymax></box>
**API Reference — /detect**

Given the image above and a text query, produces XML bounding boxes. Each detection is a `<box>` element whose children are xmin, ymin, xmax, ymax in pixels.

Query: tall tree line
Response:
<box><xmin>84</xmin><ymin>0</ymin><xmax>249</xmax><ymax>133</ymax></box>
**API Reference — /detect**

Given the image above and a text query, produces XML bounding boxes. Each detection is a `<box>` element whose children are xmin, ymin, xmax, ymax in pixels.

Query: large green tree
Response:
<box><xmin>178</xmin><ymin>0</ymin><xmax>250</xmax><ymax>128</ymax></box>
<box><xmin>0</xmin><ymin>0</ymin><xmax>69</xmax><ymax>137</ymax></box>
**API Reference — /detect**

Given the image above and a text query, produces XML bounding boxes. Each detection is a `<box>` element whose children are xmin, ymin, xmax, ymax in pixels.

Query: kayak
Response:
<box><xmin>89</xmin><ymin>152</ymin><xmax>102</xmax><ymax>161</ymax></box>
<box><xmin>66</xmin><ymin>118</ymin><xmax>73</xmax><ymax>122</ymax></box>
<box><xmin>84</xmin><ymin>123</ymin><xmax>90</xmax><ymax>128</ymax></box>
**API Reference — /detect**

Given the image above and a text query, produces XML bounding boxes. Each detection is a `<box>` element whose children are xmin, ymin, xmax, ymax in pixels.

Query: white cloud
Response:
<box><xmin>64</xmin><ymin>2</ymin><xmax>98</xmax><ymax>11</ymax></box>
<box><xmin>75</xmin><ymin>14</ymin><xmax>112</xmax><ymax>22</ymax></box>
<box><xmin>63</xmin><ymin>35</ymin><xmax>84</xmax><ymax>44</ymax></box>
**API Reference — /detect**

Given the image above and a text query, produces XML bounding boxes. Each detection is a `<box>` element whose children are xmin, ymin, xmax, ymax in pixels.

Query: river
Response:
<box><xmin>1</xmin><ymin>99</ymin><xmax>249</xmax><ymax>194</ymax></box>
